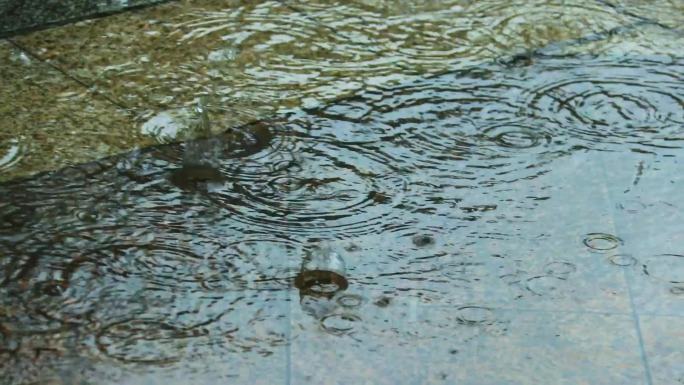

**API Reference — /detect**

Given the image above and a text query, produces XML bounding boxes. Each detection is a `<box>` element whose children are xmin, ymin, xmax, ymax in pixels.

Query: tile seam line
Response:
<box><xmin>0</xmin><ymin>0</ymin><xmax>176</xmax><ymax>39</ymax></box>
<box><xmin>623</xmin><ymin>268</ymin><xmax>655</xmax><ymax>385</ymax></box>
<box><xmin>596</xmin><ymin>158</ymin><xmax>654</xmax><ymax>385</ymax></box>
<box><xmin>6</xmin><ymin>38</ymin><xmax>134</xmax><ymax>114</ymax></box>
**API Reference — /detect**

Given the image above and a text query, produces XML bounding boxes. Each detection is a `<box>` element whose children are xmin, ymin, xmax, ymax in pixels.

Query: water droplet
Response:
<box><xmin>294</xmin><ymin>270</ymin><xmax>348</xmax><ymax>297</ymax></box>
<box><xmin>583</xmin><ymin>233</ymin><xmax>623</xmax><ymax>252</ymax></box>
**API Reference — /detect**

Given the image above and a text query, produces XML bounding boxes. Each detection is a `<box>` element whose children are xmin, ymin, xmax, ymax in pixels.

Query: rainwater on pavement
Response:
<box><xmin>1</xmin><ymin>1</ymin><xmax>683</xmax><ymax>384</ymax></box>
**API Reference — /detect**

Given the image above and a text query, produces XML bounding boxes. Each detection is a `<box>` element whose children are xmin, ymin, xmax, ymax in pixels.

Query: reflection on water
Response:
<box><xmin>2</xmin><ymin>13</ymin><xmax>684</xmax><ymax>385</ymax></box>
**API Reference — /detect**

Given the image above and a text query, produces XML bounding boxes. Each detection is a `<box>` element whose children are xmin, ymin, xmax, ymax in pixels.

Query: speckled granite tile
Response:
<box><xmin>0</xmin><ymin>40</ymin><xmax>150</xmax><ymax>181</ymax></box>
<box><xmin>13</xmin><ymin>0</ymin><xmax>400</xmax><ymax>144</ymax></box>
<box><xmin>286</xmin><ymin>0</ymin><xmax>637</xmax><ymax>72</ymax></box>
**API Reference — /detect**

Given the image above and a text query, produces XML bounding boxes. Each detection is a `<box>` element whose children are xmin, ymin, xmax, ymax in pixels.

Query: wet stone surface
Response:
<box><xmin>0</xmin><ymin>0</ymin><xmax>170</xmax><ymax>37</ymax></box>
<box><xmin>1</xmin><ymin>53</ymin><xmax>684</xmax><ymax>384</ymax></box>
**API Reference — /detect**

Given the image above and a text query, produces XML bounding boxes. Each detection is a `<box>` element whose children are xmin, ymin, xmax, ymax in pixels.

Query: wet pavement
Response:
<box><xmin>1</xmin><ymin>1</ymin><xmax>684</xmax><ymax>385</ymax></box>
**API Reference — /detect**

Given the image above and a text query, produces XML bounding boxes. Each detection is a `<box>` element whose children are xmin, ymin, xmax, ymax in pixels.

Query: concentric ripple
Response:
<box><xmin>96</xmin><ymin>319</ymin><xmax>192</xmax><ymax>364</ymax></box>
<box><xmin>93</xmin><ymin>243</ymin><xmax>222</xmax><ymax>291</ymax></box>
<box><xmin>206</xmin><ymin>137</ymin><xmax>408</xmax><ymax>239</ymax></box>
<box><xmin>521</xmin><ymin>58</ymin><xmax>684</xmax><ymax>151</ymax></box>
<box><xmin>296</xmin><ymin>69</ymin><xmax>566</xmax><ymax>191</ymax></box>
<box><xmin>466</xmin><ymin>0</ymin><xmax>630</xmax><ymax>50</ymax></box>
<box><xmin>642</xmin><ymin>254</ymin><xmax>684</xmax><ymax>284</ymax></box>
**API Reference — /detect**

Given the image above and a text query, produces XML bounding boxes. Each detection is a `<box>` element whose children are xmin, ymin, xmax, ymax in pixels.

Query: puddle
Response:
<box><xmin>1</xmin><ymin>1</ymin><xmax>684</xmax><ymax>384</ymax></box>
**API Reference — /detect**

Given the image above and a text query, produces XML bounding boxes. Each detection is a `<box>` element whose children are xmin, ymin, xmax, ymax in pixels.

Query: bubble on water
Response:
<box><xmin>583</xmin><ymin>233</ymin><xmax>623</xmax><ymax>252</ymax></box>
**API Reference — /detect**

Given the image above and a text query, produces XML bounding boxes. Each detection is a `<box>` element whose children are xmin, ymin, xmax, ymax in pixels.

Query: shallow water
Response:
<box><xmin>2</xmin><ymin>54</ymin><xmax>684</xmax><ymax>384</ymax></box>
<box><xmin>2</xmin><ymin>1</ymin><xmax>684</xmax><ymax>384</ymax></box>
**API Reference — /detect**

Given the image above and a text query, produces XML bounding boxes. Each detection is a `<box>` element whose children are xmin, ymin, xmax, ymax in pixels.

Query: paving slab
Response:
<box><xmin>0</xmin><ymin>40</ymin><xmax>150</xmax><ymax>181</ymax></box>
<box><xmin>11</xmin><ymin>0</ymin><xmax>404</xmax><ymax>143</ymax></box>
<box><xmin>285</xmin><ymin>0</ymin><xmax>638</xmax><ymax>72</ymax></box>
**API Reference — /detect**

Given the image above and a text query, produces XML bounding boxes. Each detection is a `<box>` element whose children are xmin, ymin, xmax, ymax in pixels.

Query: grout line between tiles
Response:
<box><xmin>6</xmin><ymin>38</ymin><xmax>134</xmax><ymax>114</ymax></box>
<box><xmin>623</xmin><ymin>268</ymin><xmax>655</xmax><ymax>385</ymax></box>
<box><xmin>595</xmin><ymin>154</ymin><xmax>654</xmax><ymax>385</ymax></box>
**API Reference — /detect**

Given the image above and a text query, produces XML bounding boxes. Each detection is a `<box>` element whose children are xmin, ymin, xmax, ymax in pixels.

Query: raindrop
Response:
<box><xmin>294</xmin><ymin>244</ymin><xmax>348</xmax><ymax>298</ymax></box>
<box><xmin>320</xmin><ymin>313</ymin><xmax>362</xmax><ymax>336</ymax></box>
<box><xmin>583</xmin><ymin>233</ymin><xmax>623</xmax><ymax>252</ymax></box>
<box><xmin>670</xmin><ymin>287</ymin><xmax>684</xmax><ymax>295</ymax></box>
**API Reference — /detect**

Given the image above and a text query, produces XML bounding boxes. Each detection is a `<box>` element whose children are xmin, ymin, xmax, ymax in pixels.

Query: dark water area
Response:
<box><xmin>1</xmin><ymin>56</ymin><xmax>684</xmax><ymax>384</ymax></box>
<box><xmin>0</xmin><ymin>0</ymin><xmax>171</xmax><ymax>37</ymax></box>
